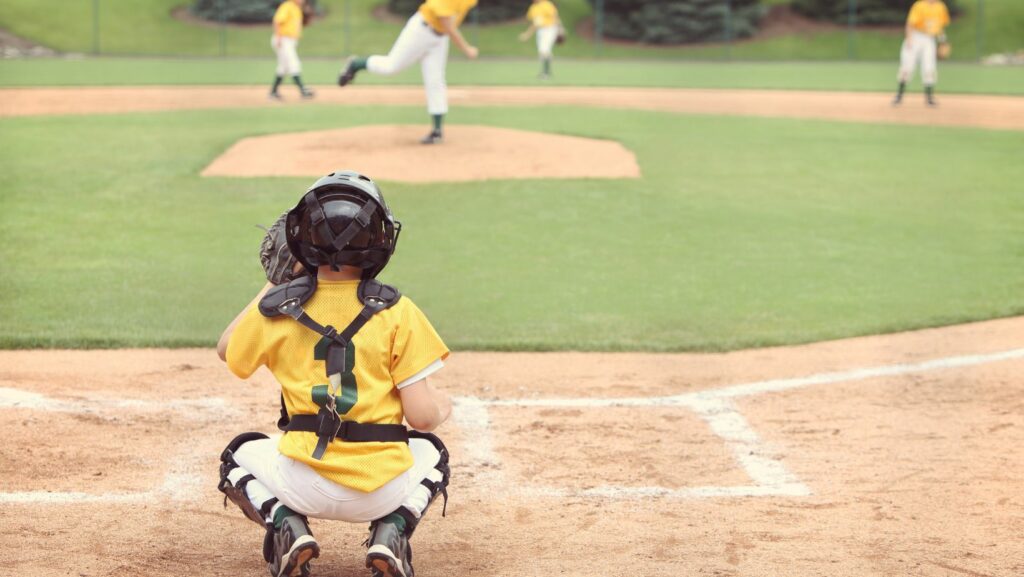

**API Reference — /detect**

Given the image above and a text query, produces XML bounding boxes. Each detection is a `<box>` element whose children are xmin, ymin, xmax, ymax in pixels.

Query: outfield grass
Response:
<box><xmin>2</xmin><ymin>57</ymin><xmax>1024</xmax><ymax>95</ymax></box>
<box><xmin>0</xmin><ymin>0</ymin><xmax>1021</xmax><ymax>61</ymax></box>
<box><xmin>1</xmin><ymin>104</ymin><xmax>1022</xmax><ymax>351</ymax></box>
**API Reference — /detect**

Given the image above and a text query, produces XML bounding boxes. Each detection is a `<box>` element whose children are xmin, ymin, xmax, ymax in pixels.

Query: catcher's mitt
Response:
<box><xmin>938</xmin><ymin>41</ymin><xmax>952</xmax><ymax>60</ymax></box>
<box><xmin>259</xmin><ymin>212</ymin><xmax>304</xmax><ymax>285</ymax></box>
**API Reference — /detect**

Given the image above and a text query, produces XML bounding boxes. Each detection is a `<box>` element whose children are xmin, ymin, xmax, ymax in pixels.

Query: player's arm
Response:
<box><xmin>439</xmin><ymin>16</ymin><xmax>478</xmax><ymax>59</ymax></box>
<box><xmin>519</xmin><ymin>22</ymin><xmax>537</xmax><ymax>41</ymax></box>
<box><xmin>217</xmin><ymin>282</ymin><xmax>274</xmax><ymax>361</ymax></box>
<box><xmin>399</xmin><ymin>379</ymin><xmax>452</xmax><ymax>432</ymax></box>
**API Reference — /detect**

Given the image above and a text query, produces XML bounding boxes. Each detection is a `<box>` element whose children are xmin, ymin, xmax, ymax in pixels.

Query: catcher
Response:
<box><xmin>216</xmin><ymin>171</ymin><xmax>453</xmax><ymax>577</ymax></box>
<box><xmin>893</xmin><ymin>0</ymin><xmax>951</xmax><ymax>107</ymax></box>
<box><xmin>518</xmin><ymin>0</ymin><xmax>564</xmax><ymax>80</ymax></box>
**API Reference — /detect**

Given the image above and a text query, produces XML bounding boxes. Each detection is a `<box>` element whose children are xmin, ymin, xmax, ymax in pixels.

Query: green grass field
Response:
<box><xmin>3</xmin><ymin>57</ymin><xmax>1024</xmax><ymax>95</ymax></box>
<box><xmin>1</xmin><ymin>103</ymin><xmax>1022</xmax><ymax>351</ymax></box>
<box><xmin>0</xmin><ymin>0</ymin><xmax>1021</xmax><ymax>61</ymax></box>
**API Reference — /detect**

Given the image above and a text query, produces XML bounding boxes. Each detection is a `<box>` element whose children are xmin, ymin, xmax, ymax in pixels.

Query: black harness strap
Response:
<box><xmin>284</xmin><ymin>415</ymin><xmax>409</xmax><ymax>443</ymax></box>
<box><xmin>260</xmin><ymin>277</ymin><xmax>403</xmax><ymax>458</ymax></box>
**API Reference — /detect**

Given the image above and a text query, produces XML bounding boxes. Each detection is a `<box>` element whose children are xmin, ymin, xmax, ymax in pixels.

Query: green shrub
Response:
<box><xmin>587</xmin><ymin>0</ymin><xmax>765</xmax><ymax>45</ymax></box>
<box><xmin>792</xmin><ymin>0</ymin><xmax>961</xmax><ymax>26</ymax></box>
<box><xmin>190</xmin><ymin>0</ymin><xmax>321</xmax><ymax>24</ymax></box>
<box><xmin>387</xmin><ymin>0</ymin><xmax>527</xmax><ymax>24</ymax></box>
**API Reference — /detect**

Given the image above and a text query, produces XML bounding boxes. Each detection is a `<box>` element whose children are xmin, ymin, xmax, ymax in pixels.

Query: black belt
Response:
<box><xmin>285</xmin><ymin>414</ymin><xmax>409</xmax><ymax>443</ymax></box>
<box><xmin>423</xmin><ymin>21</ymin><xmax>443</xmax><ymax>37</ymax></box>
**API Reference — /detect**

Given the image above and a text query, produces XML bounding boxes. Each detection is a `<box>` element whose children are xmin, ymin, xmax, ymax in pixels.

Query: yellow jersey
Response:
<box><xmin>419</xmin><ymin>0</ymin><xmax>478</xmax><ymax>34</ymax></box>
<box><xmin>273</xmin><ymin>0</ymin><xmax>303</xmax><ymax>39</ymax></box>
<box><xmin>227</xmin><ymin>279</ymin><xmax>449</xmax><ymax>493</ymax></box>
<box><xmin>907</xmin><ymin>0</ymin><xmax>950</xmax><ymax>37</ymax></box>
<box><xmin>527</xmin><ymin>1</ymin><xmax>559</xmax><ymax>28</ymax></box>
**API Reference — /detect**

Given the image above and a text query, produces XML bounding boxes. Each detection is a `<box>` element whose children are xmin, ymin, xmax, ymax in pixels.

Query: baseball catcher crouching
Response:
<box><xmin>216</xmin><ymin>171</ymin><xmax>454</xmax><ymax>577</ymax></box>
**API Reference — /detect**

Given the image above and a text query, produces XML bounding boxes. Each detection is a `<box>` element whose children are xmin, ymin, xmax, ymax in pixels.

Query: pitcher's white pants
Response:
<box><xmin>273</xmin><ymin>36</ymin><xmax>301</xmax><ymax>76</ymax></box>
<box><xmin>536</xmin><ymin>26</ymin><xmax>558</xmax><ymax>59</ymax></box>
<box><xmin>233</xmin><ymin>436</ymin><xmax>443</xmax><ymax>523</ymax></box>
<box><xmin>367</xmin><ymin>13</ymin><xmax>450</xmax><ymax>115</ymax></box>
<box><xmin>898</xmin><ymin>30</ymin><xmax>937</xmax><ymax>86</ymax></box>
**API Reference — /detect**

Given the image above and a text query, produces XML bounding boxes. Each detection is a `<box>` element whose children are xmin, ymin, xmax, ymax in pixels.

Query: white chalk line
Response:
<box><xmin>0</xmin><ymin>387</ymin><xmax>220</xmax><ymax>504</ymax></box>
<box><xmin>4</xmin><ymin>348</ymin><xmax>1020</xmax><ymax>504</ymax></box>
<box><xmin>455</xmin><ymin>348</ymin><xmax>1024</xmax><ymax>500</ymax></box>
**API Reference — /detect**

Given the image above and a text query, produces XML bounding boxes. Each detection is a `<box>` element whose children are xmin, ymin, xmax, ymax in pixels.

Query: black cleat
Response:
<box><xmin>366</xmin><ymin>521</ymin><xmax>413</xmax><ymax>577</ymax></box>
<box><xmin>268</xmin><ymin>515</ymin><xmax>319</xmax><ymax>577</ymax></box>
<box><xmin>269</xmin><ymin>91</ymin><xmax>283</xmax><ymax>101</ymax></box>
<box><xmin>420</xmin><ymin>130</ymin><xmax>443</xmax><ymax>145</ymax></box>
<box><xmin>300</xmin><ymin>89</ymin><xmax>315</xmax><ymax>99</ymax></box>
<box><xmin>338</xmin><ymin>56</ymin><xmax>359</xmax><ymax>87</ymax></box>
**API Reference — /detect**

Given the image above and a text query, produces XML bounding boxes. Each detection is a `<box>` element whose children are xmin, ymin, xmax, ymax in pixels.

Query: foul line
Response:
<box><xmin>454</xmin><ymin>348</ymin><xmax>1024</xmax><ymax>500</ymax></box>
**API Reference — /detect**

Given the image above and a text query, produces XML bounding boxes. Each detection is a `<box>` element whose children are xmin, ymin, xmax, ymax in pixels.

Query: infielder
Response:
<box><xmin>518</xmin><ymin>0</ymin><xmax>563</xmax><ymax>79</ymax></box>
<box><xmin>216</xmin><ymin>171</ymin><xmax>452</xmax><ymax>577</ymax></box>
<box><xmin>270</xmin><ymin>0</ymin><xmax>314</xmax><ymax>100</ymax></box>
<box><xmin>336</xmin><ymin>0</ymin><xmax>480</xmax><ymax>144</ymax></box>
<box><xmin>893</xmin><ymin>0</ymin><xmax>950</xmax><ymax>107</ymax></box>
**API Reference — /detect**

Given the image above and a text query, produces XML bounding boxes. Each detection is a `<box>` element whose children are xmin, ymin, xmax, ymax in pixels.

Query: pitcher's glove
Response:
<box><xmin>259</xmin><ymin>212</ymin><xmax>303</xmax><ymax>285</ymax></box>
<box><xmin>556</xmin><ymin>27</ymin><xmax>566</xmax><ymax>45</ymax></box>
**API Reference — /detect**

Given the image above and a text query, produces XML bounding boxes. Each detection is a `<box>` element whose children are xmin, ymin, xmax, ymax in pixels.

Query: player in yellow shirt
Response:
<box><xmin>216</xmin><ymin>171</ymin><xmax>453</xmax><ymax>577</ymax></box>
<box><xmin>893</xmin><ymin>0</ymin><xmax>950</xmax><ymax>107</ymax></box>
<box><xmin>337</xmin><ymin>0</ymin><xmax>480</xmax><ymax>144</ymax></box>
<box><xmin>519</xmin><ymin>0</ymin><xmax>564</xmax><ymax>79</ymax></box>
<box><xmin>270</xmin><ymin>0</ymin><xmax>314</xmax><ymax>100</ymax></box>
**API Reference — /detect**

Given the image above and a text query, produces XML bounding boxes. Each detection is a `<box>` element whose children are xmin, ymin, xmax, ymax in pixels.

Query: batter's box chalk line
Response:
<box><xmin>453</xmin><ymin>348</ymin><xmax>1024</xmax><ymax>500</ymax></box>
<box><xmin>0</xmin><ymin>387</ymin><xmax>225</xmax><ymax>504</ymax></box>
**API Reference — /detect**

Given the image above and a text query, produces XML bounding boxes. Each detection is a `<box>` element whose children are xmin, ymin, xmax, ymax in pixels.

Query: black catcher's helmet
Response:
<box><xmin>285</xmin><ymin>171</ymin><xmax>401</xmax><ymax>278</ymax></box>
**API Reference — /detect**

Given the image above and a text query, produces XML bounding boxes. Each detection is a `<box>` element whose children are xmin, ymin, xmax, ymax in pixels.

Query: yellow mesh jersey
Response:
<box><xmin>907</xmin><ymin>1</ymin><xmax>949</xmax><ymax>36</ymax></box>
<box><xmin>274</xmin><ymin>1</ymin><xmax>303</xmax><ymax>39</ymax></box>
<box><xmin>527</xmin><ymin>1</ymin><xmax>558</xmax><ymax>28</ymax></box>
<box><xmin>227</xmin><ymin>279</ymin><xmax>449</xmax><ymax>492</ymax></box>
<box><xmin>419</xmin><ymin>0</ymin><xmax>478</xmax><ymax>34</ymax></box>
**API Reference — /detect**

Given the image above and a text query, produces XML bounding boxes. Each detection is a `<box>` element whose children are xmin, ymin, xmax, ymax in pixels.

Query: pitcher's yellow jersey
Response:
<box><xmin>527</xmin><ymin>1</ymin><xmax>558</xmax><ymax>28</ymax></box>
<box><xmin>907</xmin><ymin>0</ymin><xmax>949</xmax><ymax>37</ymax></box>
<box><xmin>419</xmin><ymin>0</ymin><xmax>478</xmax><ymax>34</ymax></box>
<box><xmin>227</xmin><ymin>279</ymin><xmax>449</xmax><ymax>493</ymax></box>
<box><xmin>274</xmin><ymin>0</ymin><xmax>304</xmax><ymax>39</ymax></box>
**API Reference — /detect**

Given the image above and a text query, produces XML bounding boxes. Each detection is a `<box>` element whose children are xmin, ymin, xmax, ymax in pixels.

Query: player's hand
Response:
<box><xmin>464</xmin><ymin>45</ymin><xmax>479</xmax><ymax>59</ymax></box>
<box><xmin>518</xmin><ymin>32</ymin><xmax>530</xmax><ymax>42</ymax></box>
<box><xmin>273</xmin><ymin>35</ymin><xmax>281</xmax><ymax>49</ymax></box>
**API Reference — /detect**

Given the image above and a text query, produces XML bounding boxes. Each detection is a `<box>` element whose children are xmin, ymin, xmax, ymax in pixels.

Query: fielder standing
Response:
<box><xmin>270</xmin><ymin>0</ymin><xmax>315</xmax><ymax>100</ymax></box>
<box><xmin>518</xmin><ymin>0</ymin><xmax>563</xmax><ymax>79</ymax></box>
<box><xmin>336</xmin><ymin>0</ymin><xmax>480</xmax><ymax>144</ymax></box>
<box><xmin>893</xmin><ymin>0</ymin><xmax>950</xmax><ymax>107</ymax></box>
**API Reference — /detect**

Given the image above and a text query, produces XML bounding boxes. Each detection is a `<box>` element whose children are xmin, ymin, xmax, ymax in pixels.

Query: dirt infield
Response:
<box><xmin>2</xmin><ymin>85</ymin><xmax>1024</xmax><ymax>131</ymax></box>
<box><xmin>200</xmin><ymin>124</ymin><xmax>641</xmax><ymax>182</ymax></box>
<box><xmin>2</xmin><ymin>316</ymin><xmax>1022</xmax><ymax>576</ymax></box>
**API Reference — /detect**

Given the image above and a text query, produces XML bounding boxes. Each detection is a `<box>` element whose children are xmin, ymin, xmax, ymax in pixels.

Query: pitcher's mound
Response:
<box><xmin>201</xmin><ymin>124</ymin><xmax>640</xmax><ymax>183</ymax></box>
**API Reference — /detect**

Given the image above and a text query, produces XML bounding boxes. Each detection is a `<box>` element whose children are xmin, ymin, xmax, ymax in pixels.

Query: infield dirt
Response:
<box><xmin>1</xmin><ymin>316</ymin><xmax>1022</xmax><ymax>577</ymax></box>
<box><xmin>2</xmin><ymin>85</ymin><xmax>1023</xmax><ymax>131</ymax></box>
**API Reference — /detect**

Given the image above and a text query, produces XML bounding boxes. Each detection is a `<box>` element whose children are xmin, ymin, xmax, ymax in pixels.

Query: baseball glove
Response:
<box><xmin>556</xmin><ymin>27</ymin><xmax>566</xmax><ymax>45</ymax></box>
<box><xmin>259</xmin><ymin>212</ymin><xmax>304</xmax><ymax>285</ymax></box>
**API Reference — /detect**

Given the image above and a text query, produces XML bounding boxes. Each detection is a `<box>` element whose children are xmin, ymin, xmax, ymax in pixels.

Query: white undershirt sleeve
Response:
<box><xmin>395</xmin><ymin>358</ymin><xmax>445</xmax><ymax>390</ymax></box>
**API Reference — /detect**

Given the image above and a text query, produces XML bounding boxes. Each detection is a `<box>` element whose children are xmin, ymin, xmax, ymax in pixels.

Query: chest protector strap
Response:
<box><xmin>258</xmin><ymin>276</ymin><xmax>405</xmax><ymax>458</ymax></box>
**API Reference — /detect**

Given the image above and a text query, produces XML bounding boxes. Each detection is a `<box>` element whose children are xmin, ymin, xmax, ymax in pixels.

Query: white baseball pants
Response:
<box><xmin>367</xmin><ymin>13</ymin><xmax>450</xmax><ymax>115</ymax></box>
<box><xmin>273</xmin><ymin>36</ymin><xmax>302</xmax><ymax>76</ymax></box>
<box><xmin>536</xmin><ymin>25</ymin><xmax>558</xmax><ymax>59</ymax></box>
<box><xmin>898</xmin><ymin>30</ymin><xmax>937</xmax><ymax>86</ymax></box>
<box><xmin>231</xmin><ymin>436</ymin><xmax>443</xmax><ymax>523</ymax></box>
